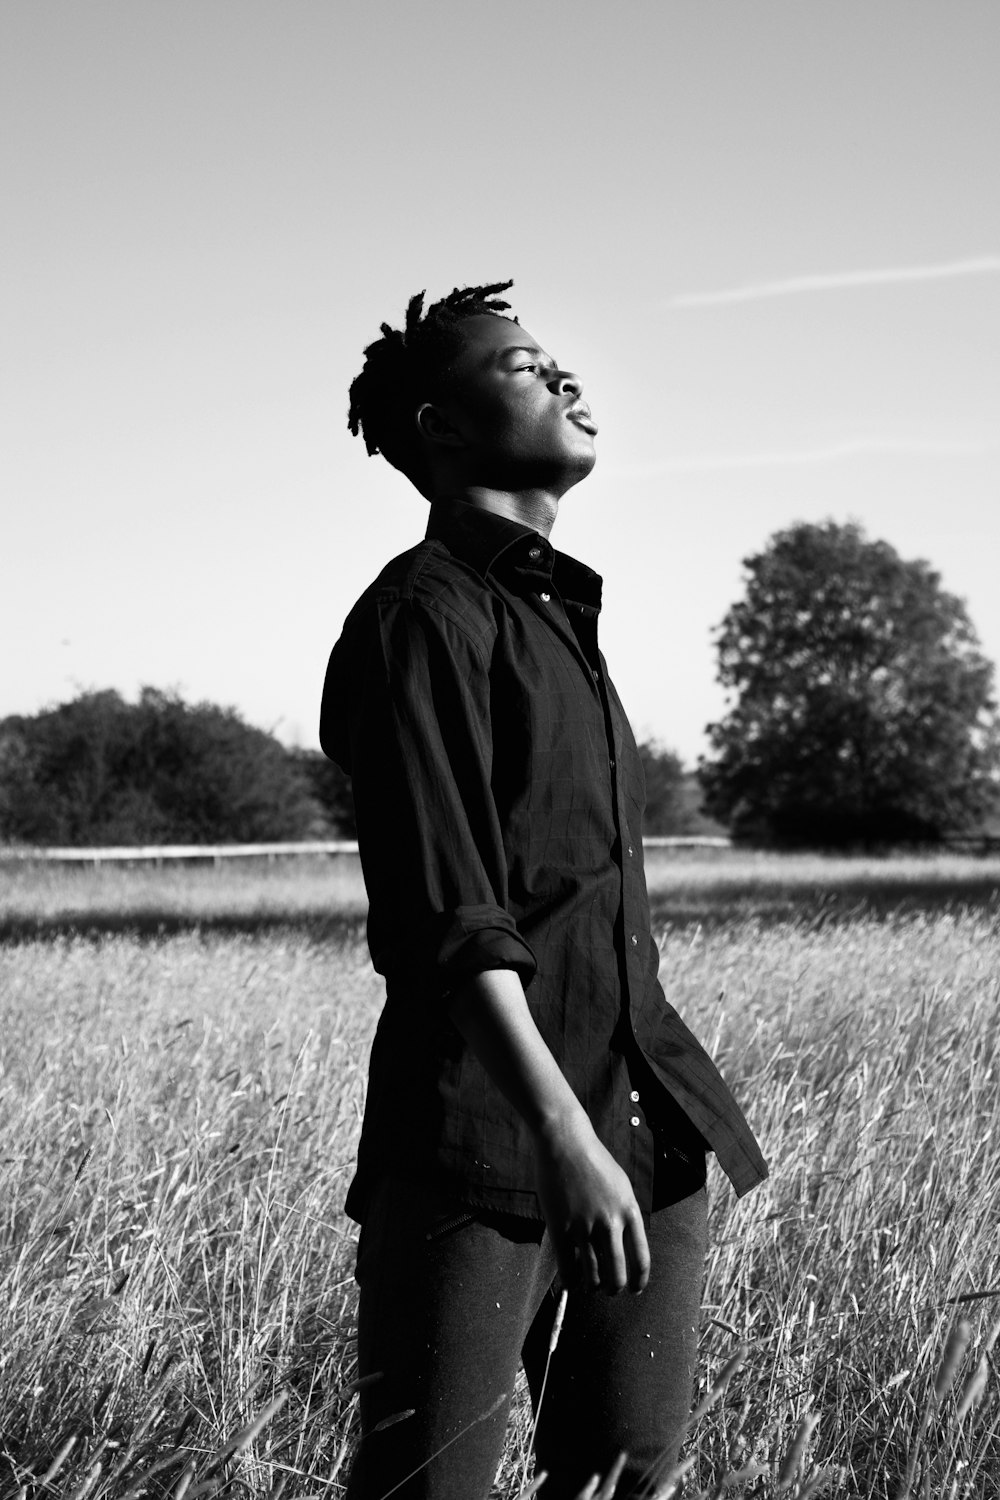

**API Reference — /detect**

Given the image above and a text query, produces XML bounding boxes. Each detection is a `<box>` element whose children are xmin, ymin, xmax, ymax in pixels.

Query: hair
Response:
<box><xmin>347</xmin><ymin>280</ymin><xmax>518</xmax><ymax>497</ymax></box>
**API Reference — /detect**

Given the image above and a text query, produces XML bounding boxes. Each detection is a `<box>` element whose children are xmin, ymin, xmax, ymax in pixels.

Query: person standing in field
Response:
<box><xmin>320</xmin><ymin>281</ymin><xmax>767</xmax><ymax>1500</ymax></box>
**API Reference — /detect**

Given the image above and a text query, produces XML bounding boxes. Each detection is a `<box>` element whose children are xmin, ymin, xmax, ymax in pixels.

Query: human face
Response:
<box><xmin>433</xmin><ymin>315</ymin><xmax>597</xmax><ymax>494</ymax></box>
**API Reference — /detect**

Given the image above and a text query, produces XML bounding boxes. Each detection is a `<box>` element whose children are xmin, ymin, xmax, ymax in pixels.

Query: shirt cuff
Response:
<box><xmin>436</xmin><ymin>904</ymin><xmax>537</xmax><ymax>992</ymax></box>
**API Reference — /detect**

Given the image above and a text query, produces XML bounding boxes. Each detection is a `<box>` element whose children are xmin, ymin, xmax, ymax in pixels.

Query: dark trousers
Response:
<box><xmin>345</xmin><ymin>1179</ymin><xmax>708</xmax><ymax>1500</ymax></box>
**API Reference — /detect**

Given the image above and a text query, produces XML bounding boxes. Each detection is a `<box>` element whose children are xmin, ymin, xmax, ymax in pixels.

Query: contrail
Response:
<box><xmin>666</xmin><ymin>256</ymin><xmax>1000</xmax><ymax>309</ymax></box>
<box><xmin>606</xmin><ymin>436</ymin><xmax>992</xmax><ymax>478</ymax></box>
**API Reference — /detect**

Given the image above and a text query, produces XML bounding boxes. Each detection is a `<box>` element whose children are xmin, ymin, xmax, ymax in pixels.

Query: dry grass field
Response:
<box><xmin>1</xmin><ymin>851</ymin><xmax>999</xmax><ymax>1498</ymax></box>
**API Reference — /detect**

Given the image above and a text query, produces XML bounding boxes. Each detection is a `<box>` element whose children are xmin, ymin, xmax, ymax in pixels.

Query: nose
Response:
<box><xmin>548</xmin><ymin>366</ymin><xmax>583</xmax><ymax>397</ymax></box>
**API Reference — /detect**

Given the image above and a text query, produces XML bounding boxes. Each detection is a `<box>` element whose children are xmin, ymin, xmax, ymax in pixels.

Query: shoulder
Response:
<box><xmin>321</xmin><ymin>541</ymin><xmax>499</xmax><ymax>767</ymax></box>
<box><xmin>340</xmin><ymin>540</ymin><xmax>499</xmax><ymax>656</ymax></box>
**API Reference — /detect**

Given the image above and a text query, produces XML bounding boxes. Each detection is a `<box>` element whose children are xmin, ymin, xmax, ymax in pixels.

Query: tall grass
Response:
<box><xmin>4</xmin><ymin>847</ymin><xmax>999</xmax><ymax>934</ymax></box>
<box><xmin>683</xmin><ymin>905</ymin><xmax>1000</xmax><ymax>1497</ymax></box>
<box><xmin>0</xmin><ymin>859</ymin><xmax>999</xmax><ymax>1495</ymax></box>
<box><xmin>0</xmin><ymin>854</ymin><xmax>369</xmax><ymax>933</ymax></box>
<box><xmin>0</xmin><ymin>928</ymin><xmax>377</xmax><ymax>1496</ymax></box>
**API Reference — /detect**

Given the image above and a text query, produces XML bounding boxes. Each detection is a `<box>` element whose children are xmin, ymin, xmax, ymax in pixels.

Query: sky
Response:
<box><xmin>3</xmin><ymin>1</ymin><xmax>998</xmax><ymax>765</ymax></box>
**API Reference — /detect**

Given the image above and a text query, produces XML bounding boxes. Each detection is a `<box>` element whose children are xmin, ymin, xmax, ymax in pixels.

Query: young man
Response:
<box><xmin>320</xmin><ymin>282</ymin><xmax>767</xmax><ymax>1500</ymax></box>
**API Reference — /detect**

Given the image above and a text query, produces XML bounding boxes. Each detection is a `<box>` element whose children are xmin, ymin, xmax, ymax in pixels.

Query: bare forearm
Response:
<box><xmin>448</xmin><ymin>968</ymin><xmax>586</xmax><ymax>1141</ymax></box>
<box><xmin>448</xmin><ymin>967</ymin><xmax>650</xmax><ymax>1293</ymax></box>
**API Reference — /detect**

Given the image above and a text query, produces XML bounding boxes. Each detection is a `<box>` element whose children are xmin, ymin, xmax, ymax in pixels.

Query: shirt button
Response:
<box><xmin>528</xmin><ymin>547</ymin><xmax>541</xmax><ymax>560</ymax></box>
<box><xmin>627</xmin><ymin>845</ymin><xmax>634</xmax><ymax>857</ymax></box>
<box><xmin>630</xmin><ymin>933</ymin><xmax>638</xmax><ymax>946</ymax></box>
<box><xmin>630</xmin><ymin>1115</ymin><xmax>641</xmax><ymax>1128</ymax></box>
<box><xmin>540</xmin><ymin>592</ymin><xmax>551</xmax><ymax>602</ymax></box>
<box><xmin>629</xmin><ymin>1090</ymin><xmax>640</xmax><ymax>1103</ymax></box>
<box><xmin>592</xmin><ymin>669</ymin><xmax>599</xmax><ymax>681</ymax></box>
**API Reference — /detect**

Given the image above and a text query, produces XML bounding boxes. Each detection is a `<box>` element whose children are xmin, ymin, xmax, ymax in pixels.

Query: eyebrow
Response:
<box><xmin>494</xmin><ymin>344</ymin><xmax>556</xmax><ymax>366</ymax></box>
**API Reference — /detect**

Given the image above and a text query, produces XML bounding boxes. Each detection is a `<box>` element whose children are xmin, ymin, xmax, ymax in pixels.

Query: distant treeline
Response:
<box><xmin>6</xmin><ymin>522</ymin><xmax>997</xmax><ymax>852</ymax></box>
<box><xmin>0</xmin><ymin>689</ymin><xmax>326</xmax><ymax>846</ymax></box>
<box><xmin>0</xmin><ymin>688</ymin><xmax>711</xmax><ymax>847</ymax></box>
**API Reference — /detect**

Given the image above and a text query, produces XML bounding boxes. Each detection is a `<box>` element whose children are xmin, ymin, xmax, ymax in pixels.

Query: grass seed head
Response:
<box><xmin>777</xmin><ymin>1412</ymin><xmax>819</xmax><ymax>1488</ymax></box>
<box><xmin>934</xmin><ymin>1320</ymin><xmax>971</xmax><ymax>1402</ymax></box>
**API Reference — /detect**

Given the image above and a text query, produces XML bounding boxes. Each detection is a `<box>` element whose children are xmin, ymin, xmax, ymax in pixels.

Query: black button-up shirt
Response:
<box><xmin>320</xmin><ymin>500</ymin><xmax>767</xmax><ymax>1222</ymax></box>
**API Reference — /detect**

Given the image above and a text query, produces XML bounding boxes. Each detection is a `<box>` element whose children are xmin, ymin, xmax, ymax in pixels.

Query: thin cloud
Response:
<box><xmin>606</xmin><ymin>436</ymin><xmax>993</xmax><ymax>479</ymax></box>
<box><xmin>666</xmin><ymin>256</ymin><xmax>1000</xmax><ymax>310</ymax></box>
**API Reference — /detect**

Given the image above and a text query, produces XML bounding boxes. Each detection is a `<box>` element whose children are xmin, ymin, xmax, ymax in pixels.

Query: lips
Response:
<box><xmin>566</xmin><ymin>402</ymin><xmax>598</xmax><ymax>436</ymax></box>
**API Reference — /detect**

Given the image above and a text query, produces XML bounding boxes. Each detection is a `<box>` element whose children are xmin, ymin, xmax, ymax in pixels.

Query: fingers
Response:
<box><xmin>557</xmin><ymin>1218</ymin><xmax>646</xmax><ymax>1296</ymax></box>
<box><xmin>623</xmin><ymin>1209</ymin><xmax>651</xmax><ymax>1293</ymax></box>
<box><xmin>590</xmin><ymin>1222</ymin><xmax>629</xmax><ymax>1294</ymax></box>
<box><xmin>555</xmin><ymin>1233</ymin><xmax>599</xmax><ymax>1293</ymax></box>
<box><xmin>579</xmin><ymin>1241</ymin><xmax>603</xmax><ymax>1292</ymax></box>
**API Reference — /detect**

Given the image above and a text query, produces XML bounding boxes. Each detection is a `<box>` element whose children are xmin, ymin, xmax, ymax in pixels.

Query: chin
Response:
<box><xmin>565</xmin><ymin>447</ymin><xmax>597</xmax><ymax>482</ymax></box>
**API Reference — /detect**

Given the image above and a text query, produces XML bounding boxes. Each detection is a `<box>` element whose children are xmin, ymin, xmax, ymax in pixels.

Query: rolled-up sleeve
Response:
<box><xmin>323</xmin><ymin>591</ymin><xmax>537</xmax><ymax>995</ymax></box>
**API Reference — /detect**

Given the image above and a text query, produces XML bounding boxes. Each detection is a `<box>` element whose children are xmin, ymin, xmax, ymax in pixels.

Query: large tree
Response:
<box><xmin>698</xmin><ymin>521</ymin><xmax>1000</xmax><ymax>846</ymax></box>
<box><xmin>0</xmin><ymin>688</ymin><xmax>325</xmax><ymax>845</ymax></box>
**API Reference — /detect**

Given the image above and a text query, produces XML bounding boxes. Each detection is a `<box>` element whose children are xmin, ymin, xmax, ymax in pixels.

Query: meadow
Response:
<box><xmin>1</xmin><ymin>851</ymin><xmax>999</xmax><ymax>1498</ymax></box>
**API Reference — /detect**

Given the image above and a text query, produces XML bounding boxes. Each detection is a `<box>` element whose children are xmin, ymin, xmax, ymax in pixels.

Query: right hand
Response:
<box><xmin>533</xmin><ymin>1110</ymin><xmax>651</xmax><ymax>1296</ymax></box>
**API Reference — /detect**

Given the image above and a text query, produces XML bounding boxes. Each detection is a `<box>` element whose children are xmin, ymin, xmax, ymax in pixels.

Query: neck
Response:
<box><xmin>440</xmin><ymin>486</ymin><xmax>559</xmax><ymax>538</ymax></box>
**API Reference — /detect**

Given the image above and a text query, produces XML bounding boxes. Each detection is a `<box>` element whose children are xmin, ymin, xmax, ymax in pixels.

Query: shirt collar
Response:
<box><xmin>425</xmin><ymin>499</ymin><xmax>603</xmax><ymax>613</ymax></box>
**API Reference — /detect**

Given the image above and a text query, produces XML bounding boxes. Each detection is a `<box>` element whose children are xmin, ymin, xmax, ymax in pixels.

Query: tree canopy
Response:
<box><xmin>0</xmin><ymin>691</ymin><xmax>708</xmax><ymax>847</ymax></box>
<box><xmin>698</xmin><ymin>521</ymin><xmax>1000</xmax><ymax>846</ymax></box>
<box><xmin>0</xmin><ymin>688</ymin><xmax>326</xmax><ymax>846</ymax></box>
<box><xmin>290</xmin><ymin>748</ymin><xmax>356</xmax><ymax>838</ymax></box>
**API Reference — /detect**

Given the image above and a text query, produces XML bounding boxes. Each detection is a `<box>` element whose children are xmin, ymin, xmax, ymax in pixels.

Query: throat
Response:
<box><xmin>454</xmin><ymin>488</ymin><xmax>559</xmax><ymax>537</ymax></box>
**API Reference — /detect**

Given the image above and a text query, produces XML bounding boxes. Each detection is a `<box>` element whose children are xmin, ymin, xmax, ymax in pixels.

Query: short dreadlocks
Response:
<box><xmin>348</xmin><ymin>280</ymin><xmax>518</xmax><ymax>498</ymax></box>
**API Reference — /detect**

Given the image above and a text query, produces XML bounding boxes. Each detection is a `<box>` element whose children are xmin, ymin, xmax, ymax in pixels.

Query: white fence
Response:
<box><xmin>0</xmin><ymin>836</ymin><xmax>732</xmax><ymax>865</ymax></box>
<box><xmin>0</xmin><ymin>841</ymin><xmax>361</xmax><ymax>864</ymax></box>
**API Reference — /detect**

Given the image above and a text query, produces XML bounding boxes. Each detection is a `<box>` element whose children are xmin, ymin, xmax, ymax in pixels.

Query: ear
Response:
<box><xmin>415</xmin><ymin>402</ymin><xmax>466</xmax><ymax>449</ymax></box>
